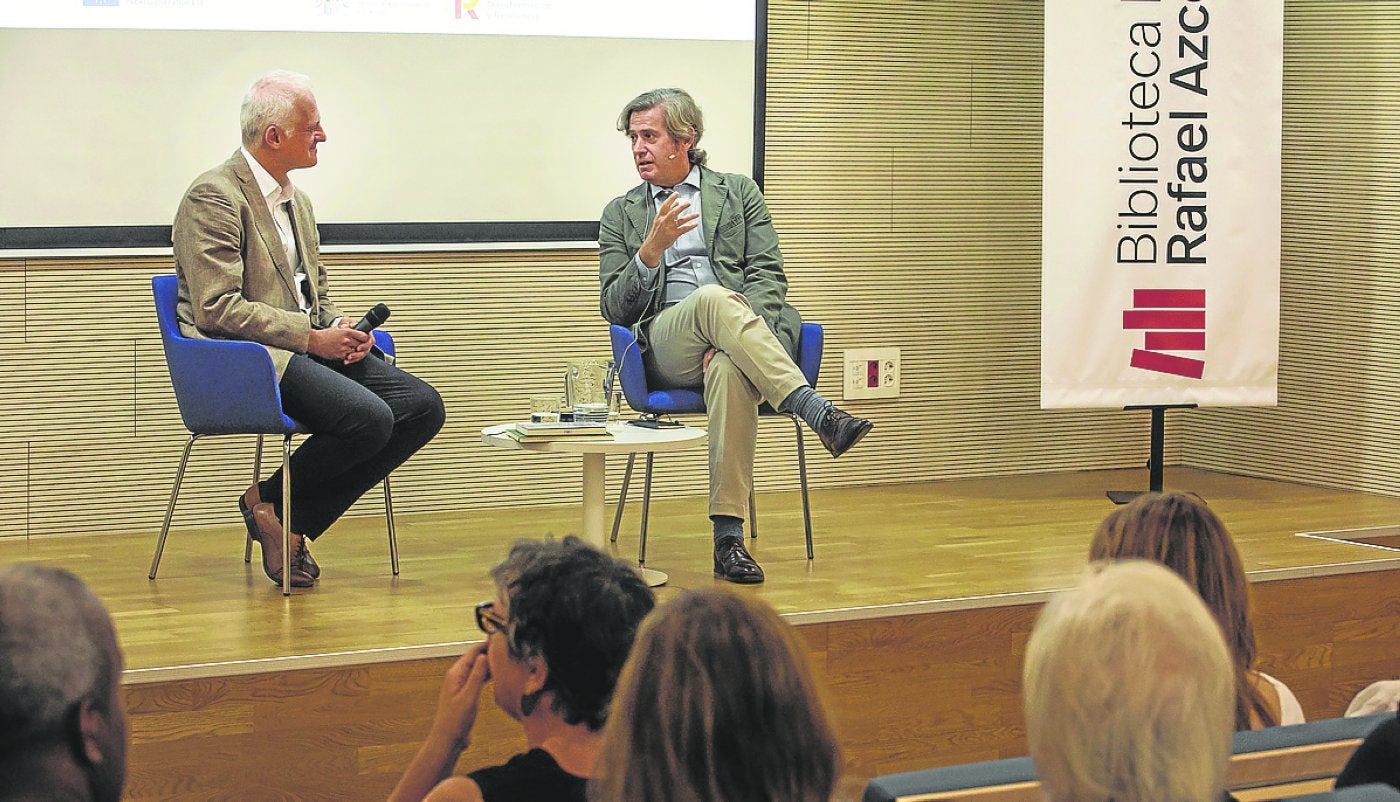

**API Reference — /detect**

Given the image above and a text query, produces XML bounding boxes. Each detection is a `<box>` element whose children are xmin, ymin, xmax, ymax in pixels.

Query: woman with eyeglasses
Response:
<box><xmin>390</xmin><ymin>536</ymin><xmax>655</xmax><ymax>802</ymax></box>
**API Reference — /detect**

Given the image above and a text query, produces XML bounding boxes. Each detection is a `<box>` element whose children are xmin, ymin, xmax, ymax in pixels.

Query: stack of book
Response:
<box><xmin>501</xmin><ymin>421</ymin><xmax>614</xmax><ymax>442</ymax></box>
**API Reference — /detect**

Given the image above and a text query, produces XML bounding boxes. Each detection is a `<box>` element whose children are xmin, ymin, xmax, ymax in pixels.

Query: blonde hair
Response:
<box><xmin>1090</xmin><ymin>491</ymin><xmax>1273</xmax><ymax>729</ymax></box>
<box><xmin>591</xmin><ymin>590</ymin><xmax>840</xmax><ymax>801</ymax></box>
<box><xmin>1024</xmin><ymin>561</ymin><xmax>1234</xmax><ymax>802</ymax></box>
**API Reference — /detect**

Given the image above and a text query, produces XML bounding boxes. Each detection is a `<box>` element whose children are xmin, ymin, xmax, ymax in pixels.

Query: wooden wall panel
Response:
<box><xmin>761</xmin><ymin>0</ymin><xmax>1154</xmax><ymax>484</ymax></box>
<box><xmin>1185</xmin><ymin>2</ymin><xmax>1400</xmax><ymax>496</ymax></box>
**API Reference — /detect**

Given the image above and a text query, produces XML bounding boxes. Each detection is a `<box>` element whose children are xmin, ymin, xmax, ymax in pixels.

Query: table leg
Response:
<box><xmin>580</xmin><ymin>452</ymin><xmax>667</xmax><ymax>587</ymax></box>
<box><xmin>581</xmin><ymin>452</ymin><xmax>606</xmax><ymax>547</ymax></box>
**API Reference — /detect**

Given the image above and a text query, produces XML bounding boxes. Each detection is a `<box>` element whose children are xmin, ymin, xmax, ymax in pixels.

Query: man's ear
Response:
<box><xmin>522</xmin><ymin>654</ymin><xmax>549</xmax><ymax>696</ymax></box>
<box><xmin>75</xmin><ymin>697</ymin><xmax>110</xmax><ymax>765</ymax></box>
<box><xmin>263</xmin><ymin>125</ymin><xmax>283</xmax><ymax>150</ymax></box>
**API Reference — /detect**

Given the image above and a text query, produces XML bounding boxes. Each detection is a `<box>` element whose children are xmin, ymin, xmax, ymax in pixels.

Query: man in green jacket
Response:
<box><xmin>599</xmin><ymin>88</ymin><xmax>872</xmax><ymax>584</ymax></box>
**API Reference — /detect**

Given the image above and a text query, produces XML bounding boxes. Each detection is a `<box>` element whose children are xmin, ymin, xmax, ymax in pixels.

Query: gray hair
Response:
<box><xmin>240</xmin><ymin>70</ymin><xmax>315</xmax><ymax>149</ymax></box>
<box><xmin>617</xmin><ymin>88</ymin><xmax>708</xmax><ymax>167</ymax></box>
<box><xmin>0</xmin><ymin>564</ymin><xmax>114</xmax><ymax>755</ymax></box>
<box><xmin>1024</xmin><ymin>561</ymin><xmax>1234</xmax><ymax>802</ymax></box>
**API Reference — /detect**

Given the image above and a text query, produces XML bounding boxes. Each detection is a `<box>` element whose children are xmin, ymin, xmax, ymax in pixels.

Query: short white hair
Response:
<box><xmin>240</xmin><ymin>70</ymin><xmax>314</xmax><ymax>149</ymax></box>
<box><xmin>1024</xmin><ymin>561</ymin><xmax>1235</xmax><ymax>802</ymax></box>
<box><xmin>0</xmin><ymin>564</ymin><xmax>111</xmax><ymax>754</ymax></box>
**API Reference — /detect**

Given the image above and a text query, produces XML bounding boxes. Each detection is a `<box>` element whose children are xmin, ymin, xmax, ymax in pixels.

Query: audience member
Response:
<box><xmin>0</xmin><ymin>564</ymin><xmax>128</xmax><ymax>802</ymax></box>
<box><xmin>1090</xmin><ymin>491</ymin><xmax>1303</xmax><ymax>729</ymax></box>
<box><xmin>1023</xmin><ymin>561</ymin><xmax>1234</xmax><ymax>802</ymax></box>
<box><xmin>1347</xmin><ymin>680</ymin><xmax>1400</xmax><ymax>717</ymax></box>
<box><xmin>390</xmin><ymin>537</ymin><xmax>655</xmax><ymax>802</ymax></box>
<box><xmin>1335</xmin><ymin>709</ymin><xmax>1400</xmax><ymax>792</ymax></box>
<box><xmin>590</xmin><ymin>589</ymin><xmax>841</xmax><ymax>802</ymax></box>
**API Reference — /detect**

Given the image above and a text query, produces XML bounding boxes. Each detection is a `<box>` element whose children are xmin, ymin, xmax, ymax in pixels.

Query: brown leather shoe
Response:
<box><xmin>251</xmin><ymin>503</ymin><xmax>314</xmax><ymax>588</ymax></box>
<box><xmin>239</xmin><ymin>484</ymin><xmax>263</xmax><ymax>543</ymax></box>
<box><xmin>297</xmin><ymin>541</ymin><xmax>321</xmax><ymax>580</ymax></box>
<box><xmin>241</xmin><ymin>485</ymin><xmax>319</xmax><ymax>578</ymax></box>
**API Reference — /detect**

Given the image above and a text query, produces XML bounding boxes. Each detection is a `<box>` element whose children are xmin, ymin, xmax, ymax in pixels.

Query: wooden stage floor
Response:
<box><xmin>3</xmin><ymin>466</ymin><xmax>1399</xmax><ymax>682</ymax></box>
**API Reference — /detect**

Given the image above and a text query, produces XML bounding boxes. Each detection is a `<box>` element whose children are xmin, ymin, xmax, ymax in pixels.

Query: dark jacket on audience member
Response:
<box><xmin>1335</xmin><ymin>710</ymin><xmax>1400</xmax><ymax>792</ymax></box>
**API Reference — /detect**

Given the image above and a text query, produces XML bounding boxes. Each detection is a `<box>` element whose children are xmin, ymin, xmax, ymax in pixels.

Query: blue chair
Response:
<box><xmin>607</xmin><ymin>322</ymin><xmax>824</xmax><ymax>568</ymax></box>
<box><xmin>860</xmin><ymin>714</ymin><xmax>1397</xmax><ymax>802</ymax></box>
<box><xmin>148</xmin><ymin>274</ymin><xmax>399</xmax><ymax>595</ymax></box>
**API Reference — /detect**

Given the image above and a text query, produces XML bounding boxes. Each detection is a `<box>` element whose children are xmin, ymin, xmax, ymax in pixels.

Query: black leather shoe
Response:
<box><xmin>816</xmin><ymin>406</ymin><xmax>873</xmax><ymax>458</ymax></box>
<box><xmin>714</xmin><ymin>536</ymin><xmax>765</xmax><ymax>584</ymax></box>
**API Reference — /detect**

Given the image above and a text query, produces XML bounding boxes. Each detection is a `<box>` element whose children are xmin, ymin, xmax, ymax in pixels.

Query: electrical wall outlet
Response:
<box><xmin>843</xmin><ymin>348</ymin><xmax>900</xmax><ymax>400</ymax></box>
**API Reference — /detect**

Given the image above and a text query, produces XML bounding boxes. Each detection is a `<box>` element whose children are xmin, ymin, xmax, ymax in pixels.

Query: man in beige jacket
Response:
<box><xmin>172</xmin><ymin>71</ymin><xmax>444</xmax><ymax>588</ymax></box>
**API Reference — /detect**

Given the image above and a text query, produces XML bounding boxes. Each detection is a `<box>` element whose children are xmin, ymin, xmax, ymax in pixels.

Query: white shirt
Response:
<box><xmin>240</xmin><ymin>148</ymin><xmax>312</xmax><ymax>314</ymax></box>
<box><xmin>1259</xmin><ymin>671</ymin><xmax>1306</xmax><ymax>725</ymax></box>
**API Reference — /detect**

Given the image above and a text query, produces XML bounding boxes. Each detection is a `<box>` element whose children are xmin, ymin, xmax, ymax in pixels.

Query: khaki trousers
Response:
<box><xmin>643</xmin><ymin>285</ymin><xmax>808</xmax><ymax>521</ymax></box>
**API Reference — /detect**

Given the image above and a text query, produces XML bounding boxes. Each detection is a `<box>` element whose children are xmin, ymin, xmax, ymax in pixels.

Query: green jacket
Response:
<box><xmin>598</xmin><ymin>166</ymin><xmax>801</xmax><ymax>360</ymax></box>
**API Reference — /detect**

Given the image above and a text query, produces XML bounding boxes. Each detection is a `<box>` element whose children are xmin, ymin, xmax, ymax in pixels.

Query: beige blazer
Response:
<box><xmin>172</xmin><ymin>150</ymin><xmax>342</xmax><ymax>378</ymax></box>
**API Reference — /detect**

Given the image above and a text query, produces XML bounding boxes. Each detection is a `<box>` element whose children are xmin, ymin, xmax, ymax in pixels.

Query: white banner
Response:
<box><xmin>1041</xmin><ymin>0</ymin><xmax>1282</xmax><ymax>409</ymax></box>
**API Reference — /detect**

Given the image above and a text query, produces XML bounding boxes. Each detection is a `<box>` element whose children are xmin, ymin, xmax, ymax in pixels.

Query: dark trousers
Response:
<box><xmin>257</xmin><ymin>352</ymin><xmax>445</xmax><ymax>539</ymax></box>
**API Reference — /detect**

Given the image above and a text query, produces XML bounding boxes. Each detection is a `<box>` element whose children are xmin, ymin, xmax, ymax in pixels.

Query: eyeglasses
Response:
<box><xmin>475</xmin><ymin>600</ymin><xmax>507</xmax><ymax>636</ymax></box>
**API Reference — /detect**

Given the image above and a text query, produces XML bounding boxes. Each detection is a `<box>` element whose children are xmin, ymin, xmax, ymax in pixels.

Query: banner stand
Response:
<box><xmin>1106</xmin><ymin>404</ymin><xmax>1198</xmax><ymax>505</ymax></box>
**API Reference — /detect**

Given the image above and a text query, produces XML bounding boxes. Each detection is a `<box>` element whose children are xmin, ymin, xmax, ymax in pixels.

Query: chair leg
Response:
<box><xmin>149</xmin><ymin>434</ymin><xmax>201</xmax><ymax>580</ymax></box>
<box><xmin>282</xmin><ymin>435</ymin><xmax>293</xmax><ymax>596</ymax></box>
<box><xmin>383</xmin><ymin>475</ymin><xmax>399</xmax><ymax>576</ymax></box>
<box><xmin>247</xmin><ymin>435</ymin><xmax>265</xmax><ymax>564</ymax></box>
<box><xmin>793</xmin><ymin>414</ymin><xmax>814</xmax><ymax>560</ymax></box>
<box><xmin>611</xmin><ymin>454</ymin><xmax>637</xmax><ymax>544</ymax></box>
<box><xmin>639</xmin><ymin>453</ymin><xmax>655</xmax><ymax>567</ymax></box>
<box><xmin>749</xmin><ymin>487</ymin><xmax>759</xmax><ymax>540</ymax></box>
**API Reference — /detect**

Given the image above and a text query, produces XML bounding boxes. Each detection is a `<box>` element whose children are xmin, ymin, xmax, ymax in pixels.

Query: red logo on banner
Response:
<box><xmin>1123</xmin><ymin>288</ymin><xmax>1205</xmax><ymax>379</ymax></box>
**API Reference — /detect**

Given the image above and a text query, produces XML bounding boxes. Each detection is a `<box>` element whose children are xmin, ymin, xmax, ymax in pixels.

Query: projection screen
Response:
<box><xmin>0</xmin><ymin>0</ymin><xmax>761</xmax><ymax>249</ymax></box>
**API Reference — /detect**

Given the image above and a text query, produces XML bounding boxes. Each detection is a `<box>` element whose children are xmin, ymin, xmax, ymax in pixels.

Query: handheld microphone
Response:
<box><xmin>352</xmin><ymin>303</ymin><xmax>391</xmax><ymax>333</ymax></box>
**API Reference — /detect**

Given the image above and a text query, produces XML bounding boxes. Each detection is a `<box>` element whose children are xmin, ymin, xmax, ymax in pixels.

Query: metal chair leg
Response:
<box><xmin>611</xmin><ymin>453</ymin><xmax>637</xmax><ymax>544</ymax></box>
<box><xmin>749</xmin><ymin>487</ymin><xmax>759</xmax><ymax>540</ymax></box>
<box><xmin>247</xmin><ymin>435</ymin><xmax>265</xmax><ymax>564</ymax></box>
<box><xmin>383</xmin><ymin>475</ymin><xmax>399</xmax><ymax>575</ymax></box>
<box><xmin>639</xmin><ymin>453</ymin><xmax>655</xmax><ymax>567</ymax></box>
<box><xmin>794</xmin><ymin>414</ymin><xmax>814</xmax><ymax>560</ymax></box>
<box><xmin>282</xmin><ymin>434</ymin><xmax>293</xmax><ymax>596</ymax></box>
<box><xmin>150</xmin><ymin>434</ymin><xmax>201</xmax><ymax>580</ymax></box>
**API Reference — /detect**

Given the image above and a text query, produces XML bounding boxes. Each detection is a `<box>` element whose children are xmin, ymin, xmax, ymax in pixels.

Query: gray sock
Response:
<box><xmin>712</xmin><ymin>515</ymin><xmax>744</xmax><ymax>545</ymax></box>
<box><xmin>779</xmin><ymin>385</ymin><xmax>831</xmax><ymax>431</ymax></box>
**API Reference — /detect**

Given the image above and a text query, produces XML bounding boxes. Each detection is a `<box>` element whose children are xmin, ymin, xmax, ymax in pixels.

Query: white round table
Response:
<box><xmin>481</xmin><ymin>422</ymin><xmax>707</xmax><ymax>586</ymax></box>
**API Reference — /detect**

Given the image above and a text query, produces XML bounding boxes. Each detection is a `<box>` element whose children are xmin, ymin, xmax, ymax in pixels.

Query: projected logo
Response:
<box><xmin>455</xmin><ymin>0</ymin><xmax>480</xmax><ymax>19</ymax></box>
